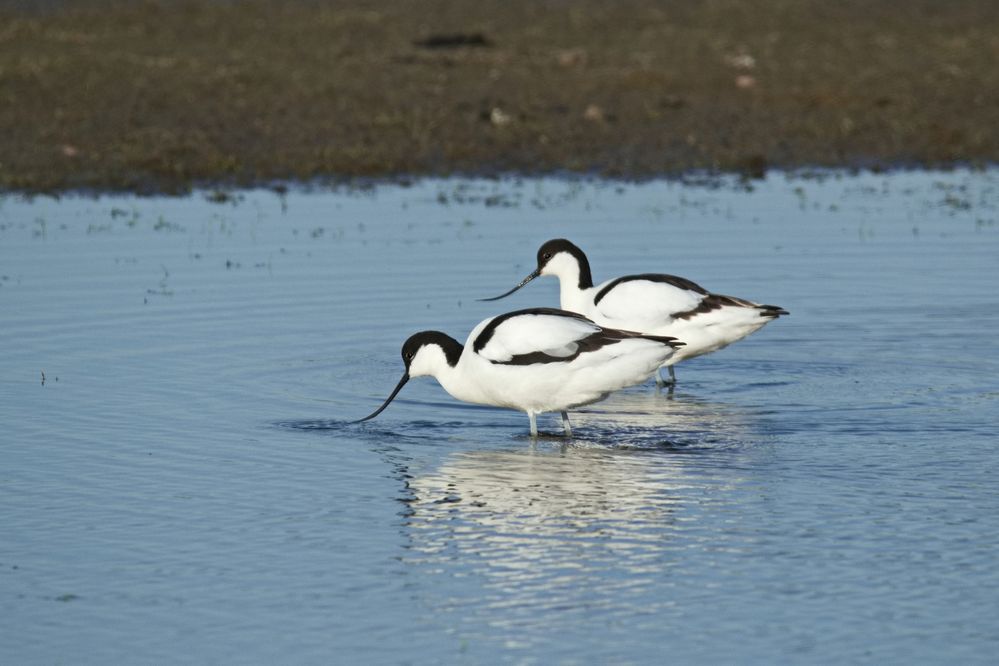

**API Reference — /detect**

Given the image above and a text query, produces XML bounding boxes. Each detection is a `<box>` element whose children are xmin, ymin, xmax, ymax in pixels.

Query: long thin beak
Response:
<box><xmin>478</xmin><ymin>268</ymin><xmax>540</xmax><ymax>302</ymax></box>
<box><xmin>355</xmin><ymin>373</ymin><xmax>409</xmax><ymax>422</ymax></box>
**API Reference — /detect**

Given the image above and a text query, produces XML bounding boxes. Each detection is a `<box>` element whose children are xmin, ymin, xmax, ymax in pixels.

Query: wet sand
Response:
<box><xmin>1</xmin><ymin>0</ymin><xmax>997</xmax><ymax>193</ymax></box>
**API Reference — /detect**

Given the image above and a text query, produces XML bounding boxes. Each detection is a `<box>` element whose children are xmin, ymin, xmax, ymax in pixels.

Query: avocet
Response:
<box><xmin>482</xmin><ymin>239</ymin><xmax>787</xmax><ymax>386</ymax></box>
<box><xmin>357</xmin><ymin>307</ymin><xmax>683</xmax><ymax>436</ymax></box>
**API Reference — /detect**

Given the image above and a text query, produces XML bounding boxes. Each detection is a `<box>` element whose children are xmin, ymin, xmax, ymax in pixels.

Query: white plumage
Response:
<box><xmin>482</xmin><ymin>239</ymin><xmax>787</xmax><ymax>386</ymax></box>
<box><xmin>357</xmin><ymin>308</ymin><xmax>683</xmax><ymax>436</ymax></box>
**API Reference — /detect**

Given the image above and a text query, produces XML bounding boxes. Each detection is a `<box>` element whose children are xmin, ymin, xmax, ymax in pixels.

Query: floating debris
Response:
<box><xmin>205</xmin><ymin>190</ymin><xmax>233</xmax><ymax>204</ymax></box>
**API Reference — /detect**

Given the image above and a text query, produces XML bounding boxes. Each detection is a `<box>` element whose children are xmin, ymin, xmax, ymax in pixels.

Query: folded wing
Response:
<box><xmin>592</xmin><ymin>274</ymin><xmax>708</xmax><ymax>325</ymax></box>
<box><xmin>473</xmin><ymin>308</ymin><xmax>672</xmax><ymax>366</ymax></box>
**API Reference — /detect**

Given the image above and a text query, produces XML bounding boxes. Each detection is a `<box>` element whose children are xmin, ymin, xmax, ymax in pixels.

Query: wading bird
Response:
<box><xmin>357</xmin><ymin>308</ymin><xmax>683</xmax><ymax>436</ymax></box>
<box><xmin>482</xmin><ymin>239</ymin><xmax>787</xmax><ymax>386</ymax></box>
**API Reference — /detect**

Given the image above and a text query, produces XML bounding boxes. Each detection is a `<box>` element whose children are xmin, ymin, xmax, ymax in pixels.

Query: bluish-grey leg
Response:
<box><xmin>656</xmin><ymin>366</ymin><xmax>677</xmax><ymax>388</ymax></box>
<box><xmin>528</xmin><ymin>412</ymin><xmax>538</xmax><ymax>437</ymax></box>
<box><xmin>560</xmin><ymin>411</ymin><xmax>573</xmax><ymax>438</ymax></box>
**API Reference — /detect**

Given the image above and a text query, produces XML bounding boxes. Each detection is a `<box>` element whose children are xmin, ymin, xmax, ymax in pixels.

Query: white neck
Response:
<box><xmin>558</xmin><ymin>275</ymin><xmax>593</xmax><ymax>314</ymax></box>
<box><xmin>434</xmin><ymin>359</ymin><xmax>493</xmax><ymax>406</ymax></box>
<box><xmin>543</xmin><ymin>253</ymin><xmax>594</xmax><ymax>315</ymax></box>
<box><xmin>408</xmin><ymin>344</ymin><xmax>479</xmax><ymax>403</ymax></box>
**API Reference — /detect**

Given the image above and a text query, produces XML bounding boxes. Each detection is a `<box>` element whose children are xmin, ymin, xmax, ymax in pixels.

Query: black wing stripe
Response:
<box><xmin>498</xmin><ymin>330</ymin><xmax>625</xmax><ymax>366</ymax></box>
<box><xmin>592</xmin><ymin>273</ymin><xmax>709</xmax><ymax>306</ymax></box>
<box><xmin>502</xmin><ymin>350</ymin><xmax>584</xmax><ymax>365</ymax></box>
<box><xmin>673</xmin><ymin>294</ymin><xmax>788</xmax><ymax>320</ymax></box>
<box><xmin>494</xmin><ymin>329</ymin><xmax>683</xmax><ymax>366</ymax></box>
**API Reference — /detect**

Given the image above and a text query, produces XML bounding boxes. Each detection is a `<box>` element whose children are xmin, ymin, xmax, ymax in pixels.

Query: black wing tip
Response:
<box><xmin>760</xmin><ymin>304</ymin><xmax>789</xmax><ymax>317</ymax></box>
<box><xmin>614</xmin><ymin>329</ymin><xmax>685</xmax><ymax>348</ymax></box>
<box><xmin>596</xmin><ymin>324</ymin><xmax>686</xmax><ymax>349</ymax></box>
<box><xmin>647</xmin><ymin>334</ymin><xmax>685</xmax><ymax>349</ymax></box>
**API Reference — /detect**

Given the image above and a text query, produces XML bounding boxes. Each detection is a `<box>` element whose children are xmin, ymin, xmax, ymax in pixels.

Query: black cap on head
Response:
<box><xmin>536</xmin><ymin>238</ymin><xmax>593</xmax><ymax>289</ymax></box>
<box><xmin>355</xmin><ymin>331</ymin><xmax>462</xmax><ymax>423</ymax></box>
<box><xmin>536</xmin><ymin>238</ymin><xmax>581</xmax><ymax>268</ymax></box>
<box><xmin>480</xmin><ymin>238</ymin><xmax>592</xmax><ymax>302</ymax></box>
<box><xmin>401</xmin><ymin>331</ymin><xmax>462</xmax><ymax>368</ymax></box>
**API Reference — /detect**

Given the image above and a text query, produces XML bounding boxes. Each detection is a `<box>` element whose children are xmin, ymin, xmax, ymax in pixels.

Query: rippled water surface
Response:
<box><xmin>3</xmin><ymin>171</ymin><xmax>999</xmax><ymax>663</ymax></box>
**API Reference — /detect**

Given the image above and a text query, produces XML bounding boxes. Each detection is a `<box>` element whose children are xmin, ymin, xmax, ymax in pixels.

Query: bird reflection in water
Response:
<box><xmin>567</xmin><ymin>388</ymin><xmax>767</xmax><ymax>449</ymax></box>
<box><xmin>395</xmin><ymin>393</ymin><xmax>765</xmax><ymax>633</ymax></box>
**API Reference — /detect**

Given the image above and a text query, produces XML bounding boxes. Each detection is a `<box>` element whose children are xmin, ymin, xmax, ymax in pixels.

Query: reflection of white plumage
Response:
<box><xmin>409</xmin><ymin>446</ymin><xmax>681</xmax><ymax>538</ymax></box>
<box><xmin>403</xmin><ymin>446</ymin><xmax>687</xmax><ymax>613</ymax></box>
<box><xmin>482</xmin><ymin>239</ymin><xmax>787</xmax><ymax>386</ymax></box>
<box><xmin>357</xmin><ymin>308</ymin><xmax>683</xmax><ymax>436</ymax></box>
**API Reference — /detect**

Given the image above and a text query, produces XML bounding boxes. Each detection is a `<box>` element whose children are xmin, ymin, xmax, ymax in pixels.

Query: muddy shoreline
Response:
<box><xmin>2</xmin><ymin>0</ymin><xmax>997</xmax><ymax>194</ymax></box>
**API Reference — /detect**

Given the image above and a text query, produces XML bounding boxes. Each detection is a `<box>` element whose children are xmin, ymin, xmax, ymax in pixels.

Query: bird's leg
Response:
<box><xmin>528</xmin><ymin>412</ymin><xmax>538</xmax><ymax>438</ymax></box>
<box><xmin>656</xmin><ymin>366</ymin><xmax>677</xmax><ymax>389</ymax></box>
<box><xmin>560</xmin><ymin>411</ymin><xmax>573</xmax><ymax>438</ymax></box>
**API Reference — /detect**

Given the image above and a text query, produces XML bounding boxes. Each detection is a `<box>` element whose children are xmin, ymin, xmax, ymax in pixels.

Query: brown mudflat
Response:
<box><xmin>1</xmin><ymin>0</ymin><xmax>997</xmax><ymax>193</ymax></box>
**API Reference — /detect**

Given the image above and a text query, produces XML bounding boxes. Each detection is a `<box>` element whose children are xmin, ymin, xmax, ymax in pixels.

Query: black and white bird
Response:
<box><xmin>357</xmin><ymin>308</ymin><xmax>683</xmax><ymax>436</ymax></box>
<box><xmin>482</xmin><ymin>239</ymin><xmax>787</xmax><ymax>386</ymax></box>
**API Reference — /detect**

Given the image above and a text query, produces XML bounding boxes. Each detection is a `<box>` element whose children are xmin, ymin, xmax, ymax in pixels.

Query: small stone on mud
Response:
<box><xmin>490</xmin><ymin>108</ymin><xmax>513</xmax><ymax>126</ymax></box>
<box><xmin>583</xmin><ymin>104</ymin><xmax>604</xmax><ymax>122</ymax></box>
<box><xmin>557</xmin><ymin>48</ymin><xmax>588</xmax><ymax>67</ymax></box>
<box><xmin>726</xmin><ymin>53</ymin><xmax>757</xmax><ymax>70</ymax></box>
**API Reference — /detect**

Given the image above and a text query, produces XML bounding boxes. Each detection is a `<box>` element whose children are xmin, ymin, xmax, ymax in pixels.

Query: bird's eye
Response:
<box><xmin>406</xmin><ymin>352</ymin><xmax>414</xmax><ymax>360</ymax></box>
<box><xmin>543</xmin><ymin>253</ymin><xmax>551</xmax><ymax>260</ymax></box>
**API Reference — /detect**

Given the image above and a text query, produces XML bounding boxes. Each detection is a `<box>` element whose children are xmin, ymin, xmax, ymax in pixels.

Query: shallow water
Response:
<box><xmin>2</xmin><ymin>170</ymin><xmax>998</xmax><ymax>663</ymax></box>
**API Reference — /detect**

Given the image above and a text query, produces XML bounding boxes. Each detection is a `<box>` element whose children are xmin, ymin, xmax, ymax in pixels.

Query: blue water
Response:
<box><xmin>2</xmin><ymin>170</ymin><xmax>998</xmax><ymax>663</ymax></box>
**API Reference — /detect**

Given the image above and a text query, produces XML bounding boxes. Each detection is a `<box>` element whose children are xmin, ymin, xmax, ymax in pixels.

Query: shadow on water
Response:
<box><xmin>275</xmin><ymin>386</ymin><xmax>777</xmax><ymax>454</ymax></box>
<box><xmin>570</xmin><ymin>389</ymin><xmax>775</xmax><ymax>449</ymax></box>
<box><xmin>273</xmin><ymin>418</ymin><xmax>459</xmax><ymax>446</ymax></box>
